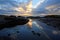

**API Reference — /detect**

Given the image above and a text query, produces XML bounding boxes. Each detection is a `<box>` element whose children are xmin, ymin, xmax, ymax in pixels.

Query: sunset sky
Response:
<box><xmin>0</xmin><ymin>0</ymin><xmax>60</xmax><ymax>16</ymax></box>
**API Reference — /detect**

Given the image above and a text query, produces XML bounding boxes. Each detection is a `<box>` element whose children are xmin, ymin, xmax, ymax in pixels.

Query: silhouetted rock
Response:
<box><xmin>27</xmin><ymin>16</ymin><xmax>41</xmax><ymax>19</ymax></box>
<box><xmin>44</xmin><ymin>15</ymin><xmax>60</xmax><ymax>18</ymax></box>
<box><xmin>0</xmin><ymin>15</ymin><xmax>29</xmax><ymax>30</ymax></box>
<box><xmin>39</xmin><ymin>15</ymin><xmax>60</xmax><ymax>30</ymax></box>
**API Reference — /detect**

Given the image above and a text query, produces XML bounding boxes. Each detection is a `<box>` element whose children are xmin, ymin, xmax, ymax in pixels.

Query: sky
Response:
<box><xmin>0</xmin><ymin>0</ymin><xmax>60</xmax><ymax>16</ymax></box>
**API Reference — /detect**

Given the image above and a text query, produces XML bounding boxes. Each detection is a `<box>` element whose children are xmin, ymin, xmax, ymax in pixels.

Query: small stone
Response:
<box><xmin>16</xmin><ymin>31</ymin><xmax>20</xmax><ymax>33</ymax></box>
<box><xmin>8</xmin><ymin>34</ymin><xmax>11</xmax><ymax>36</ymax></box>
<box><xmin>37</xmin><ymin>33</ymin><xmax>41</xmax><ymax>36</ymax></box>
<box><xmin>32</xmin><ymin>31</ymin><xmax>36</xmax><ymax>35</ymax></box>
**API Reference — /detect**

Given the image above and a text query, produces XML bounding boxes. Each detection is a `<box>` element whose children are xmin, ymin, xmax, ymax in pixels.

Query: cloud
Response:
<box><xmin>45</xmin><ymin>3</ymin><xmax>60</xmax><ymax>11</ymax></box>
<box><xmin>0</xmin><ymin>0</ymin><xmax>21</xmax><ymax>15</ymax></box>
<box><xmin>32</xmin><ymin>0</ymin><xmax>60</xmax><ymax>15</ymax></box>
<box><xmin>0</xmin><ymin>0</ymin><xmax>60</xmax><ymax>16</ymax></box>
<box><xmin>45</xmin><ymin>3</ymin><xmax>60</xmax><ymax>15</ymax></box>
<box><xmin>33</xmin><ymin>0</ymin><xmax>45</xmax><ymax>8</ymax></box>
<box><xmin>0</xmin><ymin>0</ymin><xmax>33</xmax><ymax>15</ymax></box>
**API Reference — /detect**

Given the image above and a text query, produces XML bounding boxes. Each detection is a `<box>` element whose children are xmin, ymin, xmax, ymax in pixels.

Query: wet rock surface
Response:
<box><xmin>32</xmin><ymin>31</ymin><xmax>41</xmax><ymax>37</ymax></box>
<box><xmin>0</xmin><ymin>15</ymin><xmax>29</xmax><ymax>30</ymax></box>
<box><xmin>39</xmin><ymin>15</ymin><xmax>60</xmax><ymax>30</ymax></box>
<box><xmin>32</xmin><ymin>31</ymin><xmax>36</xmax><ymax>35</ymax></box>
<box><xmin>37</xmin><ymin>33</ymin><xmax>41</xmax><ymax>37</ymax></box>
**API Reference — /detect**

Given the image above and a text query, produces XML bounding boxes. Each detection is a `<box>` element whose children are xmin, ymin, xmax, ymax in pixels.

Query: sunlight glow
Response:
<box><xmin>27</xmin><ymin>19</ymin><xmax>32</xmax><ymax>28</ymax></box>
<box><xmin>26</xmin><ymin>0</ymin><xmax>32</xmax><ymax>12</ymax></box>
<box><xmin>19</xmin><ymin>7</ymin><xmax>25</xmax><ymax>13</ymax></box>
<box><xmin>18</xmin><ymin>0</ymin><xmax>32</xmax><ymax>16</ymax></box>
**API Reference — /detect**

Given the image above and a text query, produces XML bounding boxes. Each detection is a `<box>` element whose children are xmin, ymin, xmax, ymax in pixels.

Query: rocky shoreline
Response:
<box><xmin>0</xmin><ymin>15</ymin><xmax>29</xmax><ymax>30</ymax></box>
<box><xmin>39</xmin><ymin>15</ymin><xmax>60</xmax><ymax>30</ymax></box>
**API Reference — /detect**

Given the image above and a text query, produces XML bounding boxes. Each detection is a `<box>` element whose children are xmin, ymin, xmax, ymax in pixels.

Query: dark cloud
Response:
<box><xmin>0</xmin><ymin>0</ymin><xmax>60</xmax><ymax>15</ymax></box>
<box><xmin>0</xmin><ymin>0</ymin><xmax>19</xmax><ymax>7</ymax></box>
<box><xmin>0</xmin><ymin>0</ymin><xmax>21</xmax><ymax>15</ymax></box>
<box><xmin>33</xmin><ymin>0</ymin><xmax>60</xmax><ymax>15</ymax></box>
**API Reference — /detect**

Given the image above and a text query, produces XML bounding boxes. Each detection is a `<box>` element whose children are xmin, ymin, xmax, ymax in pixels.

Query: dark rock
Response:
<box><xmin>0</xmin><ymin>15</ymin><xmax>29</xmax><ymax>30</ymax></box>
<box><xmin>16</xmin><ymin>31</ymin><xmax>20</xmax><ymax>33</ymax></box>
<box><xmin>37</xmin><ymin>33</ymin><xmax>41</xmax><ymax>37</ymax></box>
<box><xmin>39</xmin><ymin>15</ymin><xmax>60</xmax><ymax>30</ymax></box>
<box><xmin>32</xmin><ymin>31</ymin><xmax>36</xmax><ymax>35</ymax></box>
<box><xmin>8</xmin><ymin>34</ymin><xmax>11</xmax><ymax>36</ymax></box>
<box><xmin>0</xmin><ymin>36</ymin><xmax>11</xmax><ymax>40</ymax></box>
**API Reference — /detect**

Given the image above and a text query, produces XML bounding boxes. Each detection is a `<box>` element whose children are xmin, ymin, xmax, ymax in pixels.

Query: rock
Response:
<box><xmin>37</xmin><ymin>33</ymin><xmax>41</xmax><ymax>37</ymax></box>
<box><xmin>32</xmin><ymin>31</ymin><xmax>36</xmax><ymax>35</ymax></box>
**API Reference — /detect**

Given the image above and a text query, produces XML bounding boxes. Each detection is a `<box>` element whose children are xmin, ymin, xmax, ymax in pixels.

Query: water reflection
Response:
<box><xmin>26</xmin><ymin>19</ymin><xmax>32</xmax><ymax>28</ymax></box>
